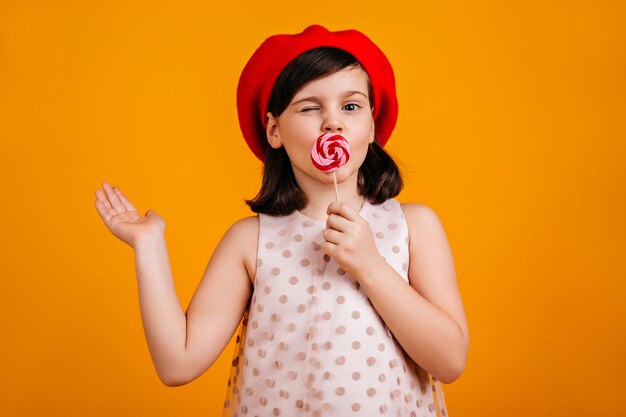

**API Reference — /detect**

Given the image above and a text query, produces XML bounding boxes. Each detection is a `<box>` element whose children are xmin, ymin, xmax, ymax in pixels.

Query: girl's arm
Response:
<box><xmin>94</xmin><ymin>182</ymin><xmax>255</xmax><ymax>387</ymax></box>
<box><xmin>323</xmin><ymin>202</ymin><xmax>469</xmax><ymax>384</ymax></box>
<box><xmin>134</xmin><ymin>217</ymin><xmax>256</xmax><ymax>386</ymax></box>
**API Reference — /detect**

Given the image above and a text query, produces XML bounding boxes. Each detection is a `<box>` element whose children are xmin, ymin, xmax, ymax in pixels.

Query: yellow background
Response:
<box><xmin>1</xmin><ymin>0</ymin><xmax>625</xmax><ymax>416</ymax></box>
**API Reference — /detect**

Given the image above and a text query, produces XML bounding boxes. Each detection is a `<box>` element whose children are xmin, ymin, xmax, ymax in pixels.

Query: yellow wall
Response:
<box><xmin>1</xmin><ymin>1</ymin><xmax>624</xmax><ymax>415</ymax></box>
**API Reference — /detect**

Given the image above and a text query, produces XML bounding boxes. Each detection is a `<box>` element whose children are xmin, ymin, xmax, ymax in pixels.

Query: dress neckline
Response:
<box><xmin>294</xmin><ymin>198</ymin><xmax>370</xmax><ymax>225</ymax></box>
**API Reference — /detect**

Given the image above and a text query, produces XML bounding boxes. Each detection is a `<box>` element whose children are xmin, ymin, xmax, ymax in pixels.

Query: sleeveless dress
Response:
<box><xmin>222</xmin><ymin>198</ymin><xmax>448</xmax><ymax>417</ymax></box>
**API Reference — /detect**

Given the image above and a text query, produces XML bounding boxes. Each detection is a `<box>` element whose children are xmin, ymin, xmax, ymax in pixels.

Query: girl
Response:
<box><xmin>94</xmin><ymin>25</ymin><xmax>468</xmax><ymax>417</ymax></box>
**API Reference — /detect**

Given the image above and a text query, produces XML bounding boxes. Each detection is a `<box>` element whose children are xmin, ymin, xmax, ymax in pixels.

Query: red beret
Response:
<box><xmin>237</xmin><ymin>25</ymin><xmax>398</xmax><ymax>162</ymax></box>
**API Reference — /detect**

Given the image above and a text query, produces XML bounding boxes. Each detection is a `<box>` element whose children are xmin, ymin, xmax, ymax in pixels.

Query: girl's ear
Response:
<box><xmin>266</xmin><ymin>112</ymin><xmax>282</xmax><ymax>149</ymax></box>
<box><xmin>369</xmin><ymin>108</ymin><xmax>375</xmax><ymax>144</ymax></box>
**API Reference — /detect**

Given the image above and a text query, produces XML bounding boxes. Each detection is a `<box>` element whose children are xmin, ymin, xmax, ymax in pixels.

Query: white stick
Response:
<box><xmin>332</xmin><ymin>172</ymin><xmax>340</xmax><ymax>202</ymax></box>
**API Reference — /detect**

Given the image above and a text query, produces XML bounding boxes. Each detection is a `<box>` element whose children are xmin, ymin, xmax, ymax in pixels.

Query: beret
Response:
<box><xmin>237</xmin><ymin>24</ymin><xmax>398</xmax><ymax>162</ymax></box>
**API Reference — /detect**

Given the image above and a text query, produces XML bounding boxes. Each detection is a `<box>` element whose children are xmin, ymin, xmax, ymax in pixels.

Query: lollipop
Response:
<box><xmin>311</xmin><ymin>132</ymin><xmax>351</xmax><ymax>201</ymax></box>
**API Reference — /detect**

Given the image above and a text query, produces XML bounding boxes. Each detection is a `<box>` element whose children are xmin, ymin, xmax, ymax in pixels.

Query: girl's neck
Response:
<box><xmin>294</xmin><ymin>170</ymin><xmax>365</xmax><ymax>222</ymax></box>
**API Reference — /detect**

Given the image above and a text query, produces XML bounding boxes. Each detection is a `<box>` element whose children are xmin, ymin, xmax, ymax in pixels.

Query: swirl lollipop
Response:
<box><xmin>311</xmin><ymin>132</ymin><xmax>351</xmax><ymax>201</ymax></box>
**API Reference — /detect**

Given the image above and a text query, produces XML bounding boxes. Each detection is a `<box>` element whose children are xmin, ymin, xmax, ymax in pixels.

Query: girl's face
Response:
<box><xmin>266</xmin><ymin>66</ymin><xmax>375</xmax><ymax>186</ymax></box>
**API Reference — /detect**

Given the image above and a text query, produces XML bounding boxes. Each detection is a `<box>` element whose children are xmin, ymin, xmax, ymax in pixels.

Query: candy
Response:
<box><xmin>310</xmin><ymin>133</ymin><xmax>351</xmax><ymax>173</ymax></box>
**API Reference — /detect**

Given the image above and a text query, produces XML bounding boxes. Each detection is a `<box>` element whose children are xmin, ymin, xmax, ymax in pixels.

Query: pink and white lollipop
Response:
<box><xmin>311</xmin><ymin>132</ymin><xmax>351</xmax><ymax>172</ymax></box>
<box><xmin>311</xmin><ymin>132</ymin><xmax>351</xmax><ymax>201</ymax></box>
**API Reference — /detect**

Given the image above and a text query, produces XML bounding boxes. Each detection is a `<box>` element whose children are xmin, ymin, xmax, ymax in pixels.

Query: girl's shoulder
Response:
<box><xmin>225</xmin><ymin>215</ymin><xmax>259</xmax><ymax>237</ymax></box>
<box><xmin>399</xmin><ymin>202</ymin><xmax>450</xmax><ymax>244</ymax></box>
<box><xmin>222</xmin><ymin>215</ymin><xmax>260</xmax><ymax>251</ymax></box>
<box><xmin>366</xmin><ymin>199</ymin><xmax>442</xmax><ymax>234</ymax></box>
<box><xmin>220</xmin><ymin>215</ymin><xmax>259</xmax><ymax>284</ymax></box>
<box><xmin>399</xmin><ymin>202</ymin><xmax>440</xmax><ymax>223</ymax></box>
<box><xmin>399</xmin><ymin>202</ymin><xmax>453</xmax><ymax>272</ymax></box>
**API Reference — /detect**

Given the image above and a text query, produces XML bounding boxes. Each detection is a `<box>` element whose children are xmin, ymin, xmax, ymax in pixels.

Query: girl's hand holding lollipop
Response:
<box><xmin>311</xmin><ymin>133</ymin><xmax>379</xmax><ymax>278</ymax></box>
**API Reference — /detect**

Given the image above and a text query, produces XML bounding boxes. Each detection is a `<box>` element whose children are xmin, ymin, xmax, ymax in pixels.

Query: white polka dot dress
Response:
<box><xmin>223</xmin><ymin>199</ymin><xmax>448</xmax><ymax>417</ymax></box>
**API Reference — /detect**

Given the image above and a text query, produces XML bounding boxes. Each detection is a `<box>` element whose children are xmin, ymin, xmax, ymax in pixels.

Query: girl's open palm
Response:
<box><xmin>94</xmin><ymin>182</ymin><xmax>165</xmax><ymax>248</ymax></box>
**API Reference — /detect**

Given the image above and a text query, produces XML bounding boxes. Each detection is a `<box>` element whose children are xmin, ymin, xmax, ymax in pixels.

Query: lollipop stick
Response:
<box><xmin>332</xmin><ymin>172</ymin><xmax>340</xmax><ymax>202</ymax></box>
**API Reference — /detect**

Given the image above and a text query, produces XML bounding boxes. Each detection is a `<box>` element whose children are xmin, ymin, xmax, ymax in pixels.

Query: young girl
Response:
<box><xmin>94</xmin><ymin>25</ymin><xmax>468</xmax><ymax>417</ymax></box>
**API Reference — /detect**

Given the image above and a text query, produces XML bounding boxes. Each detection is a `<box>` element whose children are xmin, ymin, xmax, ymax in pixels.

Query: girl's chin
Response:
<box><xmin>322</xmin><ymin>168</ymin><xmax>355</xmax><ymax>183</ymax></box>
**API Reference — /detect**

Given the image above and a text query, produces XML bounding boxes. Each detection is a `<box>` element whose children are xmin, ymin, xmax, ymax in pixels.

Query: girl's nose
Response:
<box><xmin>322</xmin><ymin>114</ymin><xmax>343</xmax><ymax>132</ymax></box>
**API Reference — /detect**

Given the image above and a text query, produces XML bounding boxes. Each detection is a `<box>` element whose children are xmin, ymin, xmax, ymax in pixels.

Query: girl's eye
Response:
<box><xmin>343</xmin><ymin>103</ymin><xmax>361</xmax><ymax>111</ymax></box>
<box><xmin>301</xmin><ymin>107</ymin><xmax>319</xmax><ymax>112</ymax></box>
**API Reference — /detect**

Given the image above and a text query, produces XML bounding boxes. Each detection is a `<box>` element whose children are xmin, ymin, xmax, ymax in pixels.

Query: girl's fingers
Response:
<box><xmin>326</xmin><ymin>213</ymin><xmax>351</xmax><ymax>232</ymax></box>
<box><xmin>101</xmin><ymin>182</ymin><xmax>126</xmax><ymax>214</ymax></box>
<box><xmin>95</xmin><ymin>189</ymin><xmax>117</xmax><ymax>218</ymax></box>
<box><xmin>320</xmin><ymin>240</ymin><xmax>337</xmax><ymax>258</ymax></box>
<box><xmin>327</xmin><ymin>202</ymin><xmax>359</xmax><ymax>222</ymax></box>
<box><xmin>114</xmin><ymin>187</ymin><xmax>138</xmax><ymax>212</ymax></box>
<box><xmin>322</xmin><ymin>228</ymin><xmax>342</xmax><ymax>245</ymax></box>
<box><xmin>94</xmin><ymin>198</ymin><xmax>113</xmax><ymax>223</ymax></box>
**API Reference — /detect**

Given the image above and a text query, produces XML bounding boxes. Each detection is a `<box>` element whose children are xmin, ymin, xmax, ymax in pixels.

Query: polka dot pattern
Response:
<box><xmin>221</xmin><ymin>199</ymin><xmax>446</xmax><ymax>417</ymax></box>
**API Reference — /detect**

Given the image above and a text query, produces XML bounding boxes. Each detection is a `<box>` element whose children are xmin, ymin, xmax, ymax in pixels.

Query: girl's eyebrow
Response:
<box><xmin>290</xmin><ymin>91</ymin><xmax>368</xmax><ymax>106</ymax></box>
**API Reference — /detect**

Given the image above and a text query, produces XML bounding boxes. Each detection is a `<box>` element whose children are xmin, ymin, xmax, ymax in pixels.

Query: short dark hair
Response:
<box><xmin>246</xmin><ymin>47</ymin><xmax>403</xmax><ymax>216</ymax></box>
